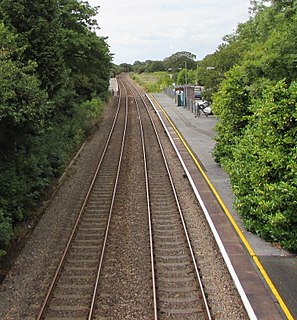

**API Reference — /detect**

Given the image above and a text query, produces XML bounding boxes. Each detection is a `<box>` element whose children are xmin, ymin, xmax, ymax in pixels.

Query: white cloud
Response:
<box><xmin>88</xmin><ymin>0</ymin><xmax>251</xmax><ymax>64</ymax></box>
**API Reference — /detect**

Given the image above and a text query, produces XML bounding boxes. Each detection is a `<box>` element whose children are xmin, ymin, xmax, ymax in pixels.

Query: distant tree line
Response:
<box><xmin>115</xmin><ymin>51</ymin><xmax>197</xmax><ymax>75</ymax></box>
<box><xmin>0</xmin><ymin>0</ymin><xmax>112</xmax><ymax>256</ymax></box>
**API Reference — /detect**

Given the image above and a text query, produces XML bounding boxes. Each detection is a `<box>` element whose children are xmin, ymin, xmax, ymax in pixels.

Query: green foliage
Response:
<box><xmin>176</xmin><ymin>69</ymin><xmax>196</xmax><ymax>86</ymax></box>
<box><xmin>225</xmin><ymin>81</ymin><xmax>297</xmax><ymax>251</ymax></box>
<box><xmin>209</xmin><ymin>1</ymin><xmax>297</xmax><ymax>251</ymax></box>
<box><xmin>0</xmin><ymin>22</ymin><xmax>50</xmax><ymax>155</ymax></box>
<box><xmin>0</xmin><ymin>59</ymin><xmax>49</xmax><ymax>126</ymax></box>
<box><xmin>0</xmin><ymin>209</ymin><xmax>12</xmax><ymax>257</ymax></box>
<box><xmin>1</xmin><ymin>0</ymin><xmax>68</xmax><ymax>99</ymax></box>
<box><xmin>132</xmin><ymin>72</ymin><xmax>173</xmax><ymax>92</ymax></box>
<box><xmin>212</xmin><ymin>66</ymin><xmax>251</xmax><ymax>162</ymax></box>
<box><xmin>59</xmin><ymin>0</ymin><xmax>112</xmax><ymax>101</ymax></box>
<box><xmin>0</xmin><ymin>97</ymin><xmax>105</xmax><ymax>255</ymax></box>
<box><xmin>147</xmin><ymin>60</ymin><xmax>166</xmax><ymax>73</ymax></box>
<box><xmin>0</xmin><ymin>23</ymin><xmax>48</xmax><ymax>127</ymax></box>
<box><xmin>164</xmin><ymin>51</ymin><xmax>197</xmax><ymax>70</ymax></box>
<box><xmin>0</xmin><ymin>0</ymin><xmax>111</xmax><ymax>256</ymax></box>
<box><xmin>196</xmin><ymin>41</ymin><xmax>245</xmax><ymax>99</ymax></box>
<box><xmin>125</xmin><ymin>52</ymin><xmax>197</xmax><ymax>75</ymax></box>
<box><xmin>80</xmin><ymin>98</ymin><xmax>103</xmax><ymax>119</ymax></box>
<box><xmin>59</xmin><ymin>0</ymin><xmax>99</xmax><ymax>31</ymax></box>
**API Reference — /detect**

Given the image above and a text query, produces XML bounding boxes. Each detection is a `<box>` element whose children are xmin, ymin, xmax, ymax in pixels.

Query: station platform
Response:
<box><xmin>149</xmin><ymin>92</ymin><xmax>297</xmax><ymax>320</ymax></box>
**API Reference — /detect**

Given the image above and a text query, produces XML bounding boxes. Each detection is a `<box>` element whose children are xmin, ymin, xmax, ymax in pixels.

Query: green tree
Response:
<box><xmin>118</xmin><ymin>63</ymin><xmax>133</xmax><ymax>72</ymax></box>
<box><xmin>226</xmin><ymin>81</ymin><xmax>297</xmax><ymax>251</ymax></box>
<box><xmin>0</xmin><ymin>0</ymin><xmax>68</xmax><ymax>100</ymax></box>
<box><xmin>211</xmin><ymin>1</ymin><xmax>297</xmax><ymax>250</ymax></box>
<box><xmin>177</xmin><ymin>69</ymin><xmax>196</xmax><ymax>85</ymax></box>
<box><xmin>213</xmin><ymin>0</ymin><xmax>297</xmax><ymax>164</ymax></box>
<box><xmin>164</xmin><ymin>51</ymin><xmax>197</xmax><ymax>70</ymax></box>
<box><xmin>196</xmin><ymin>36</ymin><xmax>246</xmax><ymax>100</ymax></box>
<box><xmin>58</xmin><ymin>0</ymin><xmax>112</xmax><ymax>101</ymax></box>
<box><xmin>0</xmin><ymin>23</ymin><xmax>48</xmax><ymax>152</ymax></box>
<box><xmin>212</xmin><ymin>65</ymin><xmax>251</xmax><ymax>162</ymax></box>
<box><xmin>0</xmin><ymin>0</ymin><xmax>112</xmax><ymax>256</ymax></box>
<box><xmin>0</xmin><ymin>23</ymin><xmax>49</xmax><ymax>254</ymax></box>
<box><xmin>147</xmin><ymin>60</ymin><xmax>165</xmax><ymax>73</ymax></box>
<box><xmin>133</xmin><ymin>60</ymin><xmax>146</xmax><ymax>73</ymax></box>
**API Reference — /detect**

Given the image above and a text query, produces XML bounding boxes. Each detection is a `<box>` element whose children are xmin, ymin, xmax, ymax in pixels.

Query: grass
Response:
<box><xmin>131</xmin><ymin>72</ymin><xmax>173</xmax><ymax>93</ymax></box>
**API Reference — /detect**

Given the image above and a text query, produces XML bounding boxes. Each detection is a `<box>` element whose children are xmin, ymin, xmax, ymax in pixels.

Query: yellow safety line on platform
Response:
<box><xmin>149</xmin><ymin>94</ymin><xmax>294</xmax><ymax>320</ymax></box>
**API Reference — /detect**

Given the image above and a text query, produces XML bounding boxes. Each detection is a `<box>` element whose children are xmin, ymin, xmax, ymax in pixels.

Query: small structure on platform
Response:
<box><xmin>174</xmin><ymin>85</ymin><xmax>196</xmax><ymax>106</ymax></box>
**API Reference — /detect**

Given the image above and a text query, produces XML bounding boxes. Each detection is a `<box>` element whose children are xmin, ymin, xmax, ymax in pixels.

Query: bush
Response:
<box><xmin>0</xmin><ymin>98</ymin><xmax>105</xmax><ymax>256</ymax></box>
<box><xmin>225</xmin><ymin>81</ymin><xmax>297</xmax><ymax>251</ymax></box>
<box><xmin>0</xmin><ymin>209</ymin><xmax>13</xmax><ymax>257</ymax></box>
<box><xmin>212</xmin><ymin>66</ymin><xmax>251</xmax><ymax>164</ymax></box>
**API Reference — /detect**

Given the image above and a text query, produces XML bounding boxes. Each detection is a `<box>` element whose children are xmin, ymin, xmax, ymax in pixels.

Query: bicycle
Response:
<box><xmin>195</xmin><ymin>102</ymin><xmax>209</xmax><ymax>117</ymax></box>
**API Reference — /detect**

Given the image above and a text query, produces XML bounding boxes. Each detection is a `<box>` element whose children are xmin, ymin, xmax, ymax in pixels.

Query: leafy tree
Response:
<box><xmin>59</xmin><ymin>0</ymin><xmax>99</xmax><ymax>31</ymax></box>
<box><xmin>58</xmin><ymin>0</ymin><xmax>112</xmax><ymax>102</ymax></box>
<box><xmin>0</xmin><ymin>23</ymin><xmax>49</xmax><ymax>254</ymax></box>
<box><xmin>176</xmin><ymin>68</ymin><xmax>196</xmax><ymax>85</ymax></box>
<box><xmin>212</xmin><ymin>65</ymin><xmax>252</xmax><ymax>162</ymax></box>
<box><xmin>132</xmin><ymin>60</ymin><xmax>146</xmax><ymax>73</ymax></box>
<box><xmin>118</xmin><ymin>63</ymin><xmax>133</xmax><ymax>72</ymax></box>
<box><xmin>211</xmin><ymin>0</ymin><xmax>297</xmax><ymax>250</ymax></box>
<box><xmin>164</xmin><ymin>51</ymin><xmax>197</xmax><ymax>70</ymax></box>
<box><xmin>195</xmin><ymin>27</ymin><xmax>249</xmax><ymax>100</ymax></box>
<box><xmin>213</xmin><ymin>0</ymin><xmax>297</xmax><ymax>165</ymax></box>
<box><xmin>0</xmin><ymin>208</ymin><xmax>12</xmax><ymax>257</ymax></box>
<box><xmin>147</xmin><ymin>60</ymin><xmax>165</xmax><ymax>73</ymax></box>
<box><xmin>226</xmin><ymin>81</ymin><xmax>297</xmax><ymax>250</ymax></box>
<box><xmin>0</xmin><ymin>23</ymin><xmax>48</xmax><ymax>152</ymax></box>
<box><xmin>0</xmin><ymin>0</ymin><xmax>68</xmax><ymax>100</ymax></box>
<box><xmin>0</xmin><ymin>0</ymin><xmax>112</xmax><ymax>256</ymax></box>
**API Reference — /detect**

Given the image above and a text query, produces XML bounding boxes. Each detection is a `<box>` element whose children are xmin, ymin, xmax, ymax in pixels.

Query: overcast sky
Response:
<box><xmin>88</xmin><ymin>0</ymin><xmax>252</xmax><ymax>65</ymax></box>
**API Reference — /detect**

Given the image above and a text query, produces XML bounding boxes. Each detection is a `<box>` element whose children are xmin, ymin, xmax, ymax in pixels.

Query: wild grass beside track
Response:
<box><xmin>131</xmin><ymin>72</ymin><xmax>173</xmax><ymax>93</ymax></box>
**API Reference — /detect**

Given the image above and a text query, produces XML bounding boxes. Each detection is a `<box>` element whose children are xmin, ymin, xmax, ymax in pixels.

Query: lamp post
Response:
<box><xmin>184</xmin><ymin>61</ymin><xmax>187</xmax><ymax>108</ymax></box>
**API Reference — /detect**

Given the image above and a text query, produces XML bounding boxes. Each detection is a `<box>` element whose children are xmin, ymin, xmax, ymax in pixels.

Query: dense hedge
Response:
<box><xmin>0</xmin><ymin>0</ymin><xmax>112</xmax><ymax>257</ymax></box>
<box><xmin>211</xmin><ymin>1</ymin><xmax>297</xmax><ymax>251</ymax></box>
<box><xmin>0</xmin><ymin>98</ymin><xmax>104</xmax><ymax>256</ymax></box>
<box><xmin>221</xmin><ymin>81</ymin><xmax>297</xmax><ymax>251</ymax></box>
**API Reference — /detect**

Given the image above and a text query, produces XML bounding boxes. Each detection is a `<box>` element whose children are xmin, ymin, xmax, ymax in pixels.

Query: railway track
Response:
<box><xmin>126</xmin><ymin>77</ymin><xmax>211</xmax><ymax>320</ymax></box>
<box><xmin>34</xmin><ymin>75</ymin><xmax>212</xmax><ymax>319</ymax></box>
<box><xmin>35</xmin><ymin>81</ymin><xmax>128</xmax><ymax>319</ymax></box>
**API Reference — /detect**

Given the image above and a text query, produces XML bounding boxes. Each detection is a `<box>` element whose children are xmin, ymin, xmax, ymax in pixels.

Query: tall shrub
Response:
<box><xmin>226</xmin><ymin>81</ymin><xmax>297</xmax><ymax>251</ymax></box>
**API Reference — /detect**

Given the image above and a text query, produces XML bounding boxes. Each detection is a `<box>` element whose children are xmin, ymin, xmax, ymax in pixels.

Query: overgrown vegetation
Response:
<box><xmin>131</xmin><ymin>72</ymin><xmax>173</xmax><ymax>92</ymax></box>
<box><xmin>130</xmin><ymin>53</ymin><xmax>198</xmax><ymax>92</ymax></box>
<box><xmin>0</xmin><ymin>0</ymin><xmax>112</xmax><ymax>256</ymax></box>
<box><xmin>211</xmin><ymin>0</ymin><xmax>297</xmax><ymax>251</ymax></box>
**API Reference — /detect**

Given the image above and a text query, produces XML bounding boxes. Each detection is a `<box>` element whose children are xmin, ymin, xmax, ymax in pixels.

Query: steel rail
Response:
<box><xmin>127</xmin><ymin>76</ymin><xmax>212</xmax><ymax>320</ymax></box>
<box><xmin>36</xmin><ymin>83</ymin><xmax>124</xmax><ymax>320</ymax></box>
<box><xmin>87</xmin><ymin>78</ymin><xmax>129</xmax><ymax>319</ymax></box>
<box><xmin>124</xmin><ymin>79</ymin><xmax>158</xmax><ymax>320</ymax></box>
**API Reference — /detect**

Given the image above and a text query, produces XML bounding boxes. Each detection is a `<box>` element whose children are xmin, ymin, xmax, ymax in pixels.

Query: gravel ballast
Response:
<box><xmin>0</xmin><ymin>95</ymin><xmax>248</xmax><ymax>319</ymax></box>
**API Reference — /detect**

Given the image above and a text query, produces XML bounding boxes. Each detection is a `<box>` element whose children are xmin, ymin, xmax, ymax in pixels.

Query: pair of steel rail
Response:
<box><xmin>36</xmin><ymin>75</ymin><xmax>211</xmax><ymax>320</ymax></box>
